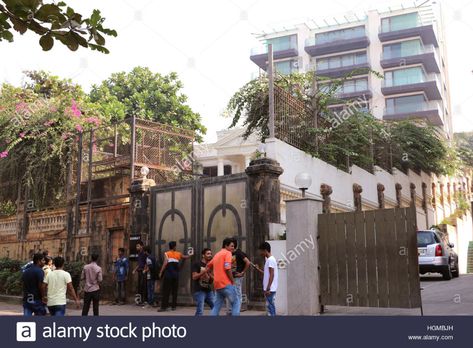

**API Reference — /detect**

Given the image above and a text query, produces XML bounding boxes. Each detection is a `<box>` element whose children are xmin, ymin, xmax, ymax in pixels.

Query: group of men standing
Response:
<box><xmin>21</xmin><ymin>237</ymin><xmax>279</xmax><ymax>317</ymax></box>
<box><xmin>192</xmin><ymin>237</ymin><xmax>279</xmax><ymax>316</ymax></box>
<box><xmin>22</xmin><ymin>252</ymin><xmax>103</xmax><ymax>316</ymax></box>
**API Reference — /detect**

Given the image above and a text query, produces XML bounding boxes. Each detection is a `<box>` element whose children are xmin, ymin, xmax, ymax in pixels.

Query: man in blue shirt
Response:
<box><xmin>112</xmin><ymin>248</ymin><xmax>129</xmax><ymax>305</ymax></box>
<box><xmin>22</xmin><ymin>253</ymin><xmax>46</xmax><ymax>316</ymax></box>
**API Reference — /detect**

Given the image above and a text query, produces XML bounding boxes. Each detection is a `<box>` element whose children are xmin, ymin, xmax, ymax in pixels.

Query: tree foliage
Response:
<box><xmin>89</xmin><ymin>67</ymin><xmax>206</xmax><ymax>141</ymax></box>
<box><xmin>0</xmin><ymin>71</ymin><xmax>101</xmax><ymax>209</ymax></box>
<box><xmin>0</xmin><ymin>0</ymin><xmax>116</xmax><ymax>53</ymax></box>
<box><xmin>226</xmin><ymin>72</ymin><xmax>459</xmax><ymax>176</ymax></box>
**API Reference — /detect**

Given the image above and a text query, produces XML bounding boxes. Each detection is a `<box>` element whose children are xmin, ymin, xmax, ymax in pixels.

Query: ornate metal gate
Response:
<box><xmin>150</xmin><ymin>173</ymin><xmax>251</xmax><ymax>301</ymax></box>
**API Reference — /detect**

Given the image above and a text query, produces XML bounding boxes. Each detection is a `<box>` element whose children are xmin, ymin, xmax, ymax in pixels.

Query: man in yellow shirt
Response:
<box><xmin>42</xmin><ymin>256</ymin><xmax>80</xmax><ymax>316</ymax></box>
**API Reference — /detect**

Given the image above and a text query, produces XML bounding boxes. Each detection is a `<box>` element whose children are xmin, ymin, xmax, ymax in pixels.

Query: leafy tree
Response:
<box><xmin>89</xmin><ymin>67</ymin><xmax>207</xmax><ymax>141</ymax></box>
<box><xmin>454</xmin><ymin>132</ymin><xmax>473</xmax><ymax>168</ymax></box>
<box><xmin>0</xmin><ymin>0</ymin><xmax>116</xmax><ymax>53</ymax></box>
<box><xmin>0</xmin><ymin>71</ymin><xmax>101</xmax><ymax>208</ymax></box>
<box><xmin>226</xmin><ymin>72</ymin><xmax>458</xmax><ymax>175</ymax></box>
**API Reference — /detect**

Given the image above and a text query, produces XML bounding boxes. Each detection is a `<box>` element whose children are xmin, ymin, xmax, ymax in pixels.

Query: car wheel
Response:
<box><xmin>452</xmin><ymin>262</ymin><xmax>460</xmax><ymax>278</ymax></box>
<box><xmin>443</xmin><ymin>265</ymin><xmax>453</xmax><ymax>280</ymax></box>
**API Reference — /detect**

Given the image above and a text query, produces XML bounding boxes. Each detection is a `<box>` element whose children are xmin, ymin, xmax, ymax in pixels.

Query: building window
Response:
<box><xmin>385</xmin><ymin>94</ymin><xmax>426</xmax><ymax>114</ymax></box>
<box><xmin>315</xmin><ymin>26</ymin><xmax>365</xmax><ymax>44</ymax></box>
<box><xmin>266</xmin><ymin>35</ymin><xmax>297</xmax><ymax>52</ymax></box>
<box><xmin>316</xmin><ymin>51</ymin><xmax>367</xmax><ymax>70</ymax></box>
<box><xmin>383</xmin><ymin>39</ymin><xmax>423</xmax><ymax>59</ymax></box>
<box><xmin>381</xmin><ymin>12</ymin><xmax>419</xmax><ymax>32</ymax></box>
<box><xmin>203</xmin><ymin>165</ymin><xmax>232</xmax><ymax>177</ymax></box>
<box><xmin>384</xmin><ymin>66</ymin><xmax>425</xmax><ymax>87</ymax></box>
<box><xmin>321</xmin><ymin>77</ymin><xmax>368</xmax><ymax>95</ymax></box>
<box><xmin>274</xmin><ymin>60</ymin><xmax>298</xmax><ymax>75</ymax></box>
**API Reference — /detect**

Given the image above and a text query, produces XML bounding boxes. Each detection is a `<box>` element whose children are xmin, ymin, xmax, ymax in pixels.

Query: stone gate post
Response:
<box><xmin>286</xmin><ymin>198</ymin><xmax>323</xmax><ymax>315</ymax></box>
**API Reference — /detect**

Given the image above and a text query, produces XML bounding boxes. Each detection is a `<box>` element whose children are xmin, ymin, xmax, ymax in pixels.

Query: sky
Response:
<box><xmin>1</xmin><ymin>0</ymin><xmax>473</xmax><ymax>142</ymax></box>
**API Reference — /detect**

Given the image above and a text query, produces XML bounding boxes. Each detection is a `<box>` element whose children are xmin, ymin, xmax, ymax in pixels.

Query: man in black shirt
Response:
<box><xmin>192</xmin><ymin>248</ymin><xmax>214</xmax><ymax>316</ymax></box>
<box><xmin>132</xmin><ymin>241</ymin><xmax>147</xmax><ymax>306</ymax></box>
<box><xmin>22</xmin><ymin>253</ymin><xmax>46</xmax><ymax>316</ymax></box>
<box><xmin>227</xmin><ymin>238</ymin><xmax>250</xmax><ymax>314</ymax></box>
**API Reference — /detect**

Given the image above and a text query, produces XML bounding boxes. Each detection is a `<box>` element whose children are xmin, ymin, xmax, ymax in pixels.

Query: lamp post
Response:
<box><xmin>140</xmin><ymin>166</ymin><xmax>150</xmax><ymax>179</ymax></box>
<box><xmin>295</xmin><ymin>172</ymin><xmax>312</xmax><ymax>198</ymax></box>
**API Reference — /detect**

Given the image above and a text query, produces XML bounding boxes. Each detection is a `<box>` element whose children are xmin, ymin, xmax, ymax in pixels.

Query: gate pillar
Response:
<box><xmin>245</xmin><ymin>157</ymin><xmax>283</xmax><ymax>303</ymax></box>
<box><xmin>129</xmin><ymin>173</ymin><xmax>155</xmax><ymax>246</ymax></box>
<box><xmin>286</xmin><ymin>198</ymin><xmax>323</xmax><ymax>315</ymax></box>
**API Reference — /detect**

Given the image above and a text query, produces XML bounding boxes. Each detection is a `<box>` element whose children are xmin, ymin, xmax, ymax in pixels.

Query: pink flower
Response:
<box><xmin>74</xmin><ymin>124</ymin><xmax>83</xmax><ymax>133</ymax></box>
<box><xmin>15</xmin><ymin>102</ymin><xmax>29</xmax><ymax>113</ymax></box>
<box><xmin>19</xmin><ymin>132</ymin><xmax>26</xmax><ymax>138</ymax></box>
<box><xmin>44</xmin><ymin>120</ymin><xmax>55</xmax><ymax>127</ymax></box>
<box><xmin>61</xmin><ymin>133</ymin><xmax>69</xmax><ymax>141</ymax></box>
<box><xmin>70</xmin><ymin>100</ymin><xmax>82</xmax><ymax>118</ymax></box>
<box><xmin>85</xmin><ymin>117</ymin><xmax>101</xmax><ymax>127</ymax></box>
<box><xmin>0</xmin><ymin>151</ymin><xmax>8</xmax><ymax>158</ymax></box>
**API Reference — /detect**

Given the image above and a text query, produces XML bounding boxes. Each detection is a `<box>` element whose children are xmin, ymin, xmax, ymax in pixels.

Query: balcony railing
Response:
<box><xmin>382</xmin><ymin>72</ymin><xmax>441</xmax><ymax>88</ymax></box>
<box><xmin>384</xmin><ymin>100</ymin><xmax>443</xmax><ymax>117</ymax></box>
<box><xmin>250</xmin><ymin>38</ymin><xmax>298</xmax><ymax>56</ymax></box>
<box><xmin>379</xmin><ymin>18</ymin><xmax>433</xmax><ymax>33</ymax></box>
<box><xmin>381</xmin><ymin>44</ymin><xmax>438</xmax><ymax>61</ymax></box>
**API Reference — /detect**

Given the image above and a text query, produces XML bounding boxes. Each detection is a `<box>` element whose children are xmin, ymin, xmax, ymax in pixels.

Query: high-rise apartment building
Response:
<box><xmin>249</xmin><ymin>1</ymin><xmax>453</xmax><ymax>139</ymax></box>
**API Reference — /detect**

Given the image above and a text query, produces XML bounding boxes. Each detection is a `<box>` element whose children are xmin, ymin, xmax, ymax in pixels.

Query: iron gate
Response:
<box><xmin>150</xmin><ymin>173</ymin><xmax>252</xmax><ymax>301</ymax></box>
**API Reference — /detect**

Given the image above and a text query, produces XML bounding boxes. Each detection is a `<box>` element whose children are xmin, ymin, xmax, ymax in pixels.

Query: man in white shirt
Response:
<box><xmin>42</xmin><ymin>256</ymin><xmax>80</xmax><ymax>316</ymax></box>
<box><xmin>255</xmin><ymin>242</ymin><xmax>278</xmax><ymax>316</ymax></box>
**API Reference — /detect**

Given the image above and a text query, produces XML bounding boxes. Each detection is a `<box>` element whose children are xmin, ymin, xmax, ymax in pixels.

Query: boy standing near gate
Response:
<box><xmin>112</xmin><ymin>248</ymin><xmax>129</xmax><ymax>305</ymax></box>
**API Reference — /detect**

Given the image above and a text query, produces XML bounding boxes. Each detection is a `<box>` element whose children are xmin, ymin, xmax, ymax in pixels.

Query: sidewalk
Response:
<box><xmin>0</xmin><ymin>299</ymin><xmax>265</xmax><ymax>316</ymax></box>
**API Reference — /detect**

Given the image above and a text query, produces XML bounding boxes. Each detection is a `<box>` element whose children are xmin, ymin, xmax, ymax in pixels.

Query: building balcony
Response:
<box><xmin>328</xmin><ymin>89</ymin><xmax>372</xmax><ymax>104</ymax></box>
<box><xmin>304</xmin><ymin>35</ymin><xmax>370</xmax><ymax>57</ymax></box>
<box><xmin>378</xmin><ymin>23</ymin><xmax>438</xmax><ymax>47</ymax></box>
<box><xmin>250</xmin><ymin>44</ymin><xmax>298</xmax><ymax>70</ymax></box>
<box><xmin>381</xmin><ymin>74</ymin><xmax>442</xmax><ymax>100</ymax></box>
<box><xmin>380</xmin><ymin>45</ymin><xmax>440</xmax><ymax>73</ymax></box>
<box><xmin>316</xmin><ymin>62</ymin><xmax>371</xmax><ymax>78</ymax></box>
<box><xmin>383</xmin><ymin>101</ymin><xmax>444</xmax><ymax>126</ymax></box>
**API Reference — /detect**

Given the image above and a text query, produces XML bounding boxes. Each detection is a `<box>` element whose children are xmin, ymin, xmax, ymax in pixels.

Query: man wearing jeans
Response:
<box><xmin>22</xmin><ymin>253</ymin><xmax>46</xmax><ymax>316</ymax></box>
<box><xmin>81</xmin><ymin>253</ymin><xmax>103</xmax><ymax>316</ymax></box>
<box><xmin>206</xmin><ymin>238</ymin><xmax>240</xmax><ymax>316</ymax></box>
<box><xmin>226</xmin><ymin>238</ymin><xmax>250</xmax><ymax>314</ymax></box>
<box><xmin>132</xmin><ymin>241</ymin><xmax>147</xmax><ymax>306</ymax></box>
<box><xmin>192</xmin><ymin>248</ymin><xmax>214</xmax><ymax>316</ymax></box>
<box><xmin>42</xmin><ymin>256</ymin><xmax>80</xmax><ymax>316</ymax></box>
<box><xmin>112</xmin><ymin>248</ymin><xmax>129</xmax><ymax>305</ymax></box>
<box><xmin>255</xmin><ymin>242</ymin><xmax>278</xmax><ymax>316</ymax></box>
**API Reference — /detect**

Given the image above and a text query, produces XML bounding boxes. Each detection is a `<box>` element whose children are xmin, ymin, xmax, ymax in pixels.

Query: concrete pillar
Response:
<box><xmin>217</xmin><ymin>158</ymin><xmax>224</xmax><ymax>176</ymax></box>
<box><xmin>286</xmin><ymin>198</ymin><xmax>323</xmax><ymax>315</ymax></box>
<box><xmin>129</xmin><ymin>176</ymin><xmax>155</xmax><ymax>246</ymax></box>
<box><xmin>377</xmin><ymin>183</ymin><xmax>385</xmax><ymax>209</ymax></box>
<box><xmin>245</xmin><ymin>157</ymin><xmax>284</xmax><ymax>303</ymax></box>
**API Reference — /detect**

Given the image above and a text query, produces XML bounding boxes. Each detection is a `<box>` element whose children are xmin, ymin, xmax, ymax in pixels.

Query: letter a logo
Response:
<box><xmin>16</xmin><ymin>322</ymin><xmax>36</xmax><ymax>342</ymax></box>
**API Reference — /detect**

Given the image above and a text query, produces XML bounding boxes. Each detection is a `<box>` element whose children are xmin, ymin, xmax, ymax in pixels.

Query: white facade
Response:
<box><xmin>195</xmin><ymin>130</ymin><xmax>473</xmax><ymax>273</ymax></box>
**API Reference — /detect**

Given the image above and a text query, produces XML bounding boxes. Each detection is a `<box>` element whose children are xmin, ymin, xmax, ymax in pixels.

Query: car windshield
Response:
<box><xmin>417</xmin><ymin>231</ymin><xmax>436</xmax><ymax>247</ymax></box>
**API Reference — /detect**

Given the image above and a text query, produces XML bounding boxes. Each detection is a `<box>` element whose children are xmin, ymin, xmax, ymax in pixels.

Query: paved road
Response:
<box><xmin>324</xmin><ymin>274</ymin><xmax>473</xmax><ymax>316</ymax></box>
<box><xmin>1</xmin><ymin>274</ymin><xmax>472</xmax><ymax>316</ymax></box>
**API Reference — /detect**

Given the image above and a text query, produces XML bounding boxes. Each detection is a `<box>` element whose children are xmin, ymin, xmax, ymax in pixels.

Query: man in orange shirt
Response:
<box><xmin>206</xmin><ymin>237</ymin><xmax>240</xmax><ymax>316</ymax></box>
<box><xmin>158</xmin><ymin>241</ymin><xmax>192</xmax><ymax>311</ymax></box>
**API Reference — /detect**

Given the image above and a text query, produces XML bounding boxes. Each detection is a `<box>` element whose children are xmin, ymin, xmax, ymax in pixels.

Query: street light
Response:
<box><xmin>295</xmin><ymin>172</ymin><xmax>312</xmax><ymax>197</ymax></box>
